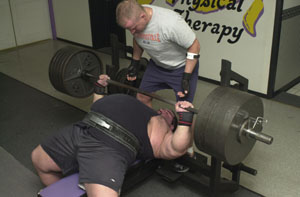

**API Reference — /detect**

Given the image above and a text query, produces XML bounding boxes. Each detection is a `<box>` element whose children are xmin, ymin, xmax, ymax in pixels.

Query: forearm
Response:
<box><xmin>132</xmin><ymin>39</ymin><xmax>144</xmax><ymax>60</ymax></box>
<box><xmin>185</xmin><ymin>39</ymin><xmax>200</xmax><ymax>73</ymax></box>
<box><xmin>93</xmin><ymin>74</ymin><xmax>110</xmax><ymax>103</ymax></box>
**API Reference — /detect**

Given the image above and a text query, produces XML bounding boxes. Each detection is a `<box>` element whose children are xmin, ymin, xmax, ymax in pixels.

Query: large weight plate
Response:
<box><xmin>63</xmin><ymin>50</ymin><xmax>103</xmax><ymax>98</ymax></box>
<box><xmin>57</xmin><ymin>47</ymin><xmax>78</xmax><ymax>93</ymax></box>
<box><xmin>49</xmin><ymin>46</ymin><xmax>103</xmax><ymax>98</ymax></box>
<box><xmin>194</xmin><ymin>87</ymin><xmax>263</xmax><ymax>165</ymax></box>
<box><xmin>49</xmin><ymin>48</ymin><xmax>66</xmax><ymax>92</ymax></box>
<box><xmin>49</xmin><ymin>46</ymin><xmax>79</xmax><ymax>93</ymax></box>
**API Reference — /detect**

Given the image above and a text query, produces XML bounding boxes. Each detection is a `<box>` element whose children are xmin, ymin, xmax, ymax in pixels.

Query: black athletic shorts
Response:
<box><xmin>41</xmin><ymin>123</ymin><xmax>133</xmax><ymax>192</ymax></box>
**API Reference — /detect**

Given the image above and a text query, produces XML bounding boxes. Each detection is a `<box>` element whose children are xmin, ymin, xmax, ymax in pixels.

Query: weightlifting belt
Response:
<box><xmin>82</xmin><ymin>111</ymin><xmax>140</xmax><ymax>156</ymax></box>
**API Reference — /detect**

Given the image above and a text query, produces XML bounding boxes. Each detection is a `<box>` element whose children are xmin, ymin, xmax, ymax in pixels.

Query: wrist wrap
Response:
<box><xmin>94</xmin><ymin>83</ymin><xmax>106</xmax><ymax>95</ymax></box>
<box><xmin>128</xmin><ymin>59</ymin><xmax>141</xmax><ymax>77</ymax></box>
<box><xmin>177</xmin><ymin>111</ymin><xmax>194</xmax><ymax>127</ymax></box>
<box><xmin>182</xmin><ymin>72</ymin><xmax>192</xmax><ymax>95</ymax></box>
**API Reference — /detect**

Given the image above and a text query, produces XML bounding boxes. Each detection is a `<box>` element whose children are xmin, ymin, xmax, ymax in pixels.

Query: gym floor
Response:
<box><xmin>0</xmin><ymin>39</ymin><xmax>299</xmax><ymax>197</ymax></box>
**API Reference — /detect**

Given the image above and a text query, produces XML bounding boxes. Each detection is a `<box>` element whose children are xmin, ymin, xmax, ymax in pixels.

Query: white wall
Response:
<box><xmin>52</xmin><ymin>0</ymin><xmax>92</xmax><ymax>47</ymax></box>
<box><xmin>0</xmin><ymin>0</ymin><xmax>52</xmax><ymax>50</ymax></box>
<box><xmin>0</xmin><ymin>0</ymin><xmax>16</xmax><ymax>50</ymax></box>
<box><xmin>275</xmin><ymin>6</ymin><xmax>300</xmax><ymax>91</ymax></box>
<box><xmin>10</xmin><ymin>0</ymin><xmax>52</xmax><ymax>46</ymax></box>
<box><xmin>283</xmin><ymin>0</ymin><xmax>300</xmax><ymax>9</ymax></box>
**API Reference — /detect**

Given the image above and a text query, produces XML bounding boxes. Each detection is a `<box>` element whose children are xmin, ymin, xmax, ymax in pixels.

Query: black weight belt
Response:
<box><xmin>82</xmin><ymin>111</ymin><xmax>140</xmax><ymax>156</ymax></box>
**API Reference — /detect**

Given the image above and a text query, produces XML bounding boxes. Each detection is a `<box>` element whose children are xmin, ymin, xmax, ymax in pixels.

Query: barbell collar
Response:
<box><xmin>243</xmin><ymin>128</ymin><xmax>273</xmax><ymax>145</ymax></box>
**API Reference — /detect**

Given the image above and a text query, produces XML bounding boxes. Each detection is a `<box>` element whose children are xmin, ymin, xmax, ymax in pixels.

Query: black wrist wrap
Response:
<box><xmin>128</xmin><ymin>59</ymin><xmax>141</xmax><ymax>77</ymax></box>
<box><xmin>177</xmin><ymin>112</ymin><xmax>194</xmax><ymax>127</ymax></box>
<box><xmin>183</xmin><ymin>72</ymin><xmax>192</xmax><ymax>81</ymax></box>
<box><xmin>94</xmin><ymin>83</ymin><xmax>106</xmax><ymax>95</ymax></box>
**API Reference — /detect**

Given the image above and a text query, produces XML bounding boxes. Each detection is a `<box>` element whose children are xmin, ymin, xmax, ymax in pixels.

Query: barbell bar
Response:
<box><xmin>49</xmin><ymin>46</ymin><xmax>274</xmax><ymax>165</ymax></box>
<box><xmin>84</xmin><ymin>72</ymin><xmax>199</xmax><ymax>114</ymax></box>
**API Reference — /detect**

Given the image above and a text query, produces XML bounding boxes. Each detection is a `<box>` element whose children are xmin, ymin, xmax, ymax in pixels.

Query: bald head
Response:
<box><xmin>116</xmin><ymin>0</ymin><xmax>145</xmax><ymax>28</ymax></box>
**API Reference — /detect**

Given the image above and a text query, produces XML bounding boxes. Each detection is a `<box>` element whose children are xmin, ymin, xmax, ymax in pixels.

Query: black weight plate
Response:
<box><xmin>63</xmin><ymin>51</ymin><xmax>93</xmax><ymax>97</ymax></box>
<box><xmin>194</xmin><ymin>87</ymin><xmax>263</xmax><ymax>165</ymax></box>
<box><xmin>49</xmin><ymin>47</ymin><xmax>68</xmax><ymax>93</ymax></box>
<box><xmin>52</xmin><ymin>47</ymin><xmax>78</xmax><ymax>93</ymax></box>
<box><xmin>51</xmin><ymin>48</ymin><xmax>72</xmax><ymax>93</ymax></box>
<box><xmin>52</xmin><ymin>48</ymin><xmax>70</xmax><ymax>93</ymax></box>
<box><xmin>58</xmin><ymin>47</ymin><xmax>80</xmax><ymax>93</ymax></box>
<box><xmin>62</xmin><ymin>49</ymin><xmax>103</xmax><ymax>98</ymax></box>
<box><xmin>49</xmin><ymin>48</ymin><xmax>63</xmax><ymax>89</ymax></box>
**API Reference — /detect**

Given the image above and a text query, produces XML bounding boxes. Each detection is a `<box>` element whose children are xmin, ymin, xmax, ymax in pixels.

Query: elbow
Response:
<box><xmin>170</xmin><ymin>141</ymin><xmax>190</xmax><ymax>158</ymax></box>
<box><xmin>188</xmin><ymin>39</ymin><xmax>200</xmax><ymax>54</ymax></box>
<box><xmin>194</xmin><ymin>39</ymin><xmax>200</xmax><ymax>53</ymax></box>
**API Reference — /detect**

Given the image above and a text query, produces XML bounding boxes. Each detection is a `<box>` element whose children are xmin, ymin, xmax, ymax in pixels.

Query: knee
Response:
<box><xmin>31</xmin><ymin>145</ymin><xmax>46</xmax><ymax>171</ymax></box>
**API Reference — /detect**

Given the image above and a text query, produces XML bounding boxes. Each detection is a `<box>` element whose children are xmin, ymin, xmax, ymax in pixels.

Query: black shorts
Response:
<box><xmin>41</xmin><ymin>123</ymin><xmax>131</xmax><ymax>192</ymax></box>
<box><xmin>140</xmin><ymin>59</ymin><xmax>199</xmax><ymax>102</ymax></box>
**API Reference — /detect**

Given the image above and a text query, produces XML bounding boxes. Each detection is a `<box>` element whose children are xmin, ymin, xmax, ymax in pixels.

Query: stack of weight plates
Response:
<box><xmin>49</xmin><ymin>46</ymin><xmax>103</xmax><ymax>98</ymax></box>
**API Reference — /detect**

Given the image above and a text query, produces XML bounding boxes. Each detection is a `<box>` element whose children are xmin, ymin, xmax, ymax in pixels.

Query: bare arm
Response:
<box><xmin>92</xmin><ymin>75</ymin><xmax>110</xmax><ymax>103</ymax></box>
<box><xmin>132</xmin><ymin>38</ymin><xmax>144</xmax><ymax>60</ymax></box>
<box><xmin>177</xmin><ymin>38</ymin><xmax>200</xmax><ymax>97</ymax></box>
<box><xmin>154</xmin><ymin>101</ymin><xmax>194</xmax><ymax>160</ymax></box>
<box><xmin>127</xmin><ymin>39</ymin><xmax>145</xmax><ymax>81</ymax></box>
<box><xmin>185</xmin><ymin>39</ymin><xmax>200</xmax><ymax>73</ymax></box>
<box><xmin>158</xmin><ymin>126</ymin><xmax>192</xmax><ymax>159</ymax></box>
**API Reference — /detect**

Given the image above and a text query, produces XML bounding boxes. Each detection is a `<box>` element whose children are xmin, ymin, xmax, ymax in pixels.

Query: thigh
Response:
<box><xmin>41</xmin><ymin>124</ymin><xmax>81</xmax><ymax>175</ymax></box>
<box><xmin>33</xmin><ymin>145</ymin><xmax>62</xmax><ymax>172</ymax></box>
<box><xmin>77</xmin><ymin>138</ymin><xmax>128</xmax><ymax>193</ymax></box>
<box><xmin>139</xmin><ymin>60</ymin><xmax>171</xmax><ymax>92</ymax></box>
<box><xmin>84</xmin><ymin>183</ymin><xmax>118</xmax><ymax>197</ymax></box>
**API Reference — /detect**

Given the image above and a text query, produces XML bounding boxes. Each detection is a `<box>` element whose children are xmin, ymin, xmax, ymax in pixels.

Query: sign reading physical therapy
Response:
<box><xmin>135</xmin><ymin>0</ymin><xmax>276</xmax><ymax>94</ymax></box>
<box><xmin>138</xmin><ymin>0</ymin><xmax>264</xmax><ymax>44</ymax></box>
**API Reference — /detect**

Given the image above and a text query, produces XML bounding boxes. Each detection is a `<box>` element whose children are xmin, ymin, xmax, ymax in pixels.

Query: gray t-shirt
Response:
<box><xmin>134</xmin><ymin>5</ymin><xmax>196</xmax><ymax>70</ymax></box>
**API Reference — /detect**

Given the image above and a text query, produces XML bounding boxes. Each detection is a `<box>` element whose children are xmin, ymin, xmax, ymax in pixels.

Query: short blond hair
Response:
<box><xmin>116</xmin><ymin>0</ymin><xmax>145</xmax><ymax>27</ymax></box>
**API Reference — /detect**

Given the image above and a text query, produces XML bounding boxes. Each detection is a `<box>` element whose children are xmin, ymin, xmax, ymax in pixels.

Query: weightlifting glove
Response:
<box><xmin>127</xmin><ymin>59</ymin><xmax>141</xmax><ymax>78</ymax></box>
<box><xmin>94</xmin><ymin>82</ymin><xmax>106</xmax><ymax>95</ymax></box>
<box><xmin>182</xmin><ymin>72</ymin><xmax>192</xmax><ymax>96</ymax></box>
<box><xmin>177</xmin><ymin>111</ymin><xmax>194</xmax><ymax>127</ymax></box>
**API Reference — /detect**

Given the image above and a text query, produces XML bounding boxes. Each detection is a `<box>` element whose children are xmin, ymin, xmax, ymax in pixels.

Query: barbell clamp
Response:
<box><xmin>238</xmin><ymin>117</ymin><xmax>273</xmax><ymax>145</ymax></box>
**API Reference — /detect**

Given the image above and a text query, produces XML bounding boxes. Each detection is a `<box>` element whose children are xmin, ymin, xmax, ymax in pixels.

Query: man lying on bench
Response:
<box><xmin>31</xmin><ymin>74</ymin><xmax>194</xmax><ymax>197</ymax></box>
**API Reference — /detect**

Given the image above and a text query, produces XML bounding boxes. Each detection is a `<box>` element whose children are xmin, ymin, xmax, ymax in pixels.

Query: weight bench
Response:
<box><xmin>38</xmin><ymin>159</ymin><xmax>160</xmax><ymax>197</ymax></box>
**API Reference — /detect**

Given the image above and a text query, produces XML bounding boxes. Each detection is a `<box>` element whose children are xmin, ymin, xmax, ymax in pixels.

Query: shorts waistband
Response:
<box><xmin>82</xmin><ymin>111</ymin><xmax>140</xmax><ymax>156</ymax></box>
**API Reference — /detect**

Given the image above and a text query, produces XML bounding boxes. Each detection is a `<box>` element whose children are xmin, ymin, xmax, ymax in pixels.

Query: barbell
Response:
<box><xmin>49</xmin><ymin>46</ymin><xmax>273</xmax><ymax>165</ymax></box>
